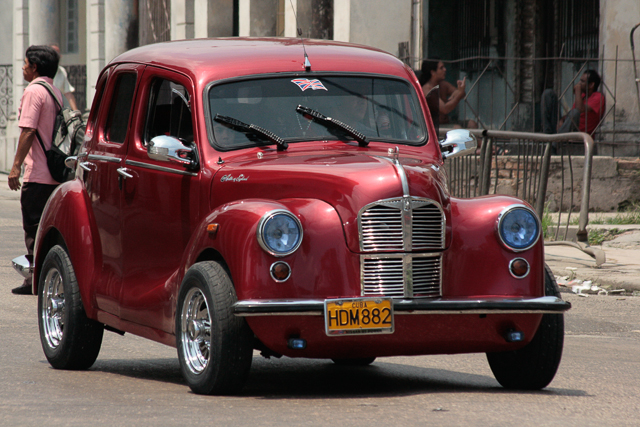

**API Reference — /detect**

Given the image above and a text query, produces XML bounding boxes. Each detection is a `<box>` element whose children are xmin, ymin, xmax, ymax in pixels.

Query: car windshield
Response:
<box><xmin>207</xmin><ymin>75</ymin><xmax>427</xmax><ymax>150</ymax></box>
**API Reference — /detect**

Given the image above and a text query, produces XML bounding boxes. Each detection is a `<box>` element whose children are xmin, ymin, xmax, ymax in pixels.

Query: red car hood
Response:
<box><xmin>211</xmin><ymin>149</ymin><xmax>449</xmax><ymax>253</ymax></box>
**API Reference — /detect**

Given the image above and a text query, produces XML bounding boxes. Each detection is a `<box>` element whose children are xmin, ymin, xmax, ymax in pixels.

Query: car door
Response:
<box><xmin>83</xmin><ymin>64</ymin><xmax>144</xmax><ymax>317</ymax></box>
<box><xmin>117</xmin><ymin>68</ymin><xmax>201</xmax><ymax>332</ymax></box>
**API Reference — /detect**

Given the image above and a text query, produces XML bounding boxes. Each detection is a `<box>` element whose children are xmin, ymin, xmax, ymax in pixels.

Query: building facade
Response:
<box><xmin>425</xmin><ymin>0</ymin><xmax>640</xmax><ymax>154</ymax></box>
<box><xmin>1</xmin><ymin>0</ymin><xmax>638</xmax><ymax>171</ymax></box>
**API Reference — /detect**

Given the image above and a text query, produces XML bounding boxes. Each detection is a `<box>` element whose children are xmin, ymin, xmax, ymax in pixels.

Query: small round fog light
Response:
<box><xmin>509</xmin><ymin>258</ymin><xmax>530</xmax><ymax>278</ymax></box>
<box><xmin>270</xmin><ymin>261</ymin><xmax>291</xmax><ymax>282</ymax></box>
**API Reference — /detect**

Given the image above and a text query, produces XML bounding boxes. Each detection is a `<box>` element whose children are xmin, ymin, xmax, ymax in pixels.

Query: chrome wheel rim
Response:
<box><xmin>42</xmin><ymin>267</ymin><xmax>65</xmax><ymax>349</ymax></box>
<box><xmin>181</xmin><ymin>288</ymin><xmax>211</xmax><ymax>374</ymax></box>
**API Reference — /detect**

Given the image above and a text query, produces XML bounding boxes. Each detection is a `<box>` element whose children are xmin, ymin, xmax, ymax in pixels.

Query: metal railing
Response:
<box><xmin>440</xmin><ymin>128</ymin><xmax>605</xmax><ymax>266</ymax></box>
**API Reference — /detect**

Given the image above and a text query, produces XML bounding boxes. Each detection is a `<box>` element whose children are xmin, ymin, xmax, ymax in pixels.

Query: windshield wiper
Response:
<box><xmin>296</xmin><ymin>105</ymin><xmax>368</xmax><ymax>147</ymax></box>
<box><xmin>214</xmin><ymin>114</ymin><xmax>288</xmax><ymax>150</ymax></box>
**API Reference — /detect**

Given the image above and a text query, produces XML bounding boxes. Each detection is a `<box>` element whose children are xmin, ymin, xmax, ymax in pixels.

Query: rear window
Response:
<box><xmin>207</xmin><ymin>75</ymin><xmax>426</xmax><ymax>150</ymax></box>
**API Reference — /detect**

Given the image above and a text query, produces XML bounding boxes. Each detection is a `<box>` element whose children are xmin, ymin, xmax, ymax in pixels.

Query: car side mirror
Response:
<box><xmin>439</xmin><ymin>129</ymin><xmax>477</xmax><ymax>159</ymax></box>
<box><xmin>148</xmin><ymin>135</ymin><xmax>199</xmax><ymax>170</ymax></box>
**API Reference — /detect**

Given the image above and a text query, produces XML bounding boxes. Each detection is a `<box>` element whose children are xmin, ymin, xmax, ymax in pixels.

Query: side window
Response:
<box><xmin>105</xmin><ymin>73</ymin><xmax>137</xmax><ymax>143</ymax></box>
<box><xmin>145</xmin><ymin>79</ymin><xmax>193</xmax><ymax>144</ymax></box>
<box><xmin>87</xmin><ymin>70</ymin><xmax>109</xmax><ymax>132</ymax></box>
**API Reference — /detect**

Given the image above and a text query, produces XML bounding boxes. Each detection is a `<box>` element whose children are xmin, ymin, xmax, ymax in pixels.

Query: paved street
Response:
<box><xmin>2</xmin><ymin>175</ymin><xmax>640</xmax><ymax>426</ymax></box>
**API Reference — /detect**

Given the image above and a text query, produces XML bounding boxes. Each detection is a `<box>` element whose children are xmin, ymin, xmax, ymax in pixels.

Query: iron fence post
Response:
<box><xmin>535</xmin><ymin>142</ymin><xmax>553</xmax><ymax>219</ymax></box>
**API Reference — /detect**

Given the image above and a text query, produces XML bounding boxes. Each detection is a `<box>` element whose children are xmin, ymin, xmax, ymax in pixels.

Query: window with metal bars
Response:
<box><xmin>453</xmin><ymin>0</ymin><xmax>505</xmax><ymax>73</ymax></box>
<box><xmin>63</xmin><ymin>0</ymin><xmax>79</xmax><ymax>54</ymax></box>
<box><xmin>67</xmin><ymin>0</ymin><xmax>78</xmax><ymax>53</ymax></box>
<box><xmin>556</xmin><ymin>0</ymin><xmax>599</xmax><ymax>59</ymax></box>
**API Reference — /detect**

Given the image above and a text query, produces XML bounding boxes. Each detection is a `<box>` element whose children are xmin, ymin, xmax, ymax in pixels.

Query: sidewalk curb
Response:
<box><xmin>545</xmin><ymin>230</ymin><xmax>640</xmax><ymax>294</ymax></box>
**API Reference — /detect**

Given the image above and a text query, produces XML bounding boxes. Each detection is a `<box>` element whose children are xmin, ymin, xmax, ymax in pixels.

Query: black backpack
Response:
<box><xmin>34</xmin><ymin>81</ymin><xmax>85</xmax><ymax>183</ymax></box>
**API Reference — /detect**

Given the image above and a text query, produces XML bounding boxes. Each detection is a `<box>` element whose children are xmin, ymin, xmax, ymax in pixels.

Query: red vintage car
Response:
<box><xmin>24</xmin><ymin>38</ymin><xmax>570</xmax><ymax>394</ymax></box>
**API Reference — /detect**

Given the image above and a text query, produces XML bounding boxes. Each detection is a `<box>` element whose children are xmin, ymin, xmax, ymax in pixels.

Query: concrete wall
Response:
<box><xmin>600</xmin><ymin>0</ymin><xmax>640</xmax><ymax>130</ymax></box>
<box><xmin>546</xmin><ymin>157</ymin><xmax>640</xmax><ymax>212</ymax></box>
<box><xmin>250</xmin><ymin>0</ymin><xmax>278</xmax><ymax>37</ymax></box>
<box><xmin>597</xmin><ymin>0</ymin><xmax>640</xmax><ymax>154</ymax></box>
<box><xmin>490</xmin><ymin>156</ymin><xmax>640</xmax><ymax>212</ymax></box>
<box><xmin>208</xmin><ymin>0</ymin><xmax>235</xmax><ymax>37</ymax></box>
<box><xmin>86</xmin><ymin>1</ymin><xmax>136</xmax><ymax>107</ymax></box>
<box><xmin>0</xmin><ymin>0</ymin><xmax>12</xmax><ymax>64</ymax></box>
<box><xmin>171</xmin><ymin>0</ymin><xmax>194</xmax><ymax>40</ymax></box>
<box><xmin>349</xmin><ymin>0</ymin><xmax>411</xmax><ymax>57</ymax></box>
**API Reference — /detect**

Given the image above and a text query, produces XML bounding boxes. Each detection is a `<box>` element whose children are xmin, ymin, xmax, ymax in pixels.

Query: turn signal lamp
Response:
<box><xmin>207</xmin><ymin>223</ymin><xmax>219</xmax><ymax>236</ymax></box>
<box><xmin>509</xmin><ymin>258</ymin><xmax>530</xmax><ymax>278</ymax></box>
<box><xmin>270</xmin><ymin>261</ymin><xmax>291</xmax><ymax>282</ymax></box>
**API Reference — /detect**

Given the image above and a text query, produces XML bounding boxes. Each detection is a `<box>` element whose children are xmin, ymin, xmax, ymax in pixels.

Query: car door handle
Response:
<box><xmin>117</xmin><ymin>167</ymin><xmax>134</xmax><ymax>179</ymax></box>
<box><xmin>79</xmin><ymin>161</ymin><xmax>96</xmax><ymax>172</ymax></box>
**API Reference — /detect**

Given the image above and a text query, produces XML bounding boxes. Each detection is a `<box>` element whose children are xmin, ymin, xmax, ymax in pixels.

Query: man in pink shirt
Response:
<box><xmin>8</xmin><ymin>45</ymin><xmax>64</xmax><ymax>295</ymax></box>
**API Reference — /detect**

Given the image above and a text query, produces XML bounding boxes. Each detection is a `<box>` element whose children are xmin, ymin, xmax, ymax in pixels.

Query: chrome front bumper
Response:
<box><xmin>12</xmin><ymin>255</ymin><xmax>33</xmax><ymax>279</ymax></box>
<box><xmin>233</xmin><ymin>296</ymin><xmax>571</xmax><ymax>317</ymax></box>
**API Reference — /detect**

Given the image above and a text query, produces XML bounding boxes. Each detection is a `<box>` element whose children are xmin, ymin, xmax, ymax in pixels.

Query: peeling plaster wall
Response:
<box><xmin>105</xmin><ymin>1</ymin><xmax>135</xmax><ymax>65</ymax></box>
<box><xmin>208</xmin><ymin>0</ymin><xmax>235</xmax><ymax>37</ymax></box>
<box><xmin>250</xmin><ymin>0</ymin><xmax>278</xmax><ymax>36</ymax></box>
<box><xmin>0</xmin><ymin>0</ymin><xmax>12</xmax><ymax>63</ymax></box>
<box><xmin>599</xmin><ymin>0</ymin><xmax>640</xmax><ymax>140</ymax></box>
<box><xmin>349</xmin><ymin>0</ymin><xmax>411</xmax><ymax>57</ymax></box>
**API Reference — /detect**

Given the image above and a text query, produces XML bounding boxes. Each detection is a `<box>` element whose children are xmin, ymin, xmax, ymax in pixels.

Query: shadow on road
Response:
<box><xmin>86</xmin><ymin>355</ymin><xmax>587</xmax><ymax>398</ymax></box>
<box><xmin>245</xmin><ymin>358</ymin><xmax>587</xmax><ymax>399</ymax></box>
<box><xmin>90</xmin><ymin>358</ymin><xmax>184</xmax><ymax>386</ymax></box>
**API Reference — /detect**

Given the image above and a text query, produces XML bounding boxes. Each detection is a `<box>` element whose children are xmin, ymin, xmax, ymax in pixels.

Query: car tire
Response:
<box><xmin>176</xmin><ymin>261</ymin><xmax>253</xmax><ymax>395</ymax></box>
<box><xmin>486</xmin><ymin>263</ymin><xmax>564</xmax><ymax>390</ymax></box>
<box><xmin>331</xmin><ymin>357</ymin><xmax>376</xmax><ymax>366</ymax></box>
<box><xmin>38</xmin><ymin>245</ymin><xmax>104</xmax><ymax>370</ymax></box>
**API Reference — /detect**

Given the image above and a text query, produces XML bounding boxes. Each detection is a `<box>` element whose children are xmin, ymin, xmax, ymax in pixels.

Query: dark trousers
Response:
<box><xmin>20</xmin><ymin>182</ymin><xmax>58</xmax><ymax>286</ymax></box>
<box><xmin>541</xmin><ymin>89</ymin><xmax>581</xmax><ymax>134</ymax></box>
<box><xmin>540</xmin><ymin>89</ymin><xmax>584</xmax><ymax>155</ymax></box>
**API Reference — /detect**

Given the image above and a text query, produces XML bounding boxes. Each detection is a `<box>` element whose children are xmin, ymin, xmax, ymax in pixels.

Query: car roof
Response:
<box><xmin>109</xmin><ymin>37</ymin><xmax>416</xmax><ymax>85</ymax></box>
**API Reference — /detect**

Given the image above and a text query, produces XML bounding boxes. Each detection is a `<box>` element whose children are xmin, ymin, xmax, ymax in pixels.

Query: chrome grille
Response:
<box><xmin>362</xmin><ymin>257</ymin><xmax>405</xmax><ymax>297</ymax></box>
<box><xmin>411</xmin><ymin>256</ymin><xmax>442</xmax><ymax>296</ymax></box>
<box><xmin>358</xmin><ymin>197</ymin><xmax>444</xmax><ymax>298</ymax></box>
<box><xmin>360</xmin><ymin>205</ymin><xmax>404</xmax><ymax>251</ymax></box>
<box><xmin>412</xmin><ymin>204</ymin><xmax>445</xmax><ymax>250</ymax></box>
<box><xmin>361</xmin><ymin>254</ymin><xmax>442</xmax><ymax>297</ymax></box>
<box><xmin>359</xmin><ymin>197</ymin><xmax>445</xmax><ymax>252</ymax></box>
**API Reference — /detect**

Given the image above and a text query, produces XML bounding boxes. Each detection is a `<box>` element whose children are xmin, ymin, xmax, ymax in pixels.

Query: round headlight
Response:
<box><xmin>257</xmin><ymin>210</ymin><xmax>303</xmax><ymax>256</ymax></box>
<box><xmin>497</xmin><ymin>205</ymin><xmax>540</xmax><ymax>251</ymax></box>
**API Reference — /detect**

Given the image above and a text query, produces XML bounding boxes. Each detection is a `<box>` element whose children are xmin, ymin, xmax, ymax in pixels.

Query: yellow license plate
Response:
<box><xmin>324</xmin><ymin>298</ymin><xmax>394</xmax><ymax>336</ymax></box>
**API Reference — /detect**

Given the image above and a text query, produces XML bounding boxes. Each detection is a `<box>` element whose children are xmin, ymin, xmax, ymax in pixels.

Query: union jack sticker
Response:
<box><xmin>291</xmin><ymin>78</ymin><xmax>328</xmax><ymax>92</ymax></box>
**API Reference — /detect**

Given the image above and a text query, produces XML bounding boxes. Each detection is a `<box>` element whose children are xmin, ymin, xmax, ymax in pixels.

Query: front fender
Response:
<box><xmin>184</xmin><ymin>198</ymin><xmax>356</xmax><ymax>301</ymax></box>
<box><xmin>443</xmin><ymin>195</ymin><xmax>544</xmax><ymax>298</ymax></box>
<box><xmin>34</xmin><ymin>180</ymin><xmax>100</xmax><ymax>318</ymax></box>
